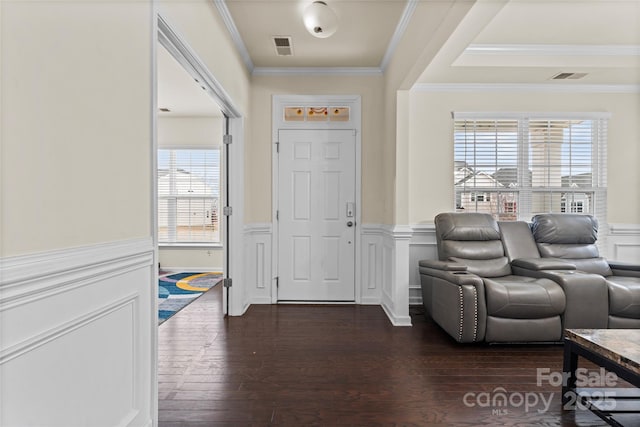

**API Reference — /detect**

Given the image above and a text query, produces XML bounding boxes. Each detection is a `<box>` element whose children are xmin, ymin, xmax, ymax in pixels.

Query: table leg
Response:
<box><xmin>562</xmin><ymin>340</ymin><xmax>579</xmax><ymax>409</ymax></box>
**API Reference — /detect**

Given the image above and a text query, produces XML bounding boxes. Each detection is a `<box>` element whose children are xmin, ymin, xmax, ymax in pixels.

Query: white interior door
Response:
<box><xmin>278</xmin><ymin>129</ymin><xmax>356</xmax><ymax>301</ymax></box>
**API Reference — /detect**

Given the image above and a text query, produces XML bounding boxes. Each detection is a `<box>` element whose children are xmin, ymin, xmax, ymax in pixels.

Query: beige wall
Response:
<box><xmin>408</xmin><ymin>90</ymin><xmax>640</xmax><ymax>225</ymax></box>
<box><xmin>381</xmin><ymin>1</ymin><xmax>476</xmax><ymax>224</ymax></box>
<box><xmin>1</xmin><ymin>0</ymin><xmax>153</xmax><ymax>256</ymax></box>
<box><xmin>247</xmin><ymin>75</ymin><xmax>386</xmax><ymax>224</ymax></box>
<box><xmin>157</xmin><ymin>116</ymin><xmax>225</xmax><ymax>269</ymax></box>
<box><xmin>159</xmin><ymin>248</ymin><xmax>223</xmax><ymax>271</ymax></box>
<box><xmin>158</xmin><ymin>116</ymin><xmax>224</xmax><ymax>148</ymax></box>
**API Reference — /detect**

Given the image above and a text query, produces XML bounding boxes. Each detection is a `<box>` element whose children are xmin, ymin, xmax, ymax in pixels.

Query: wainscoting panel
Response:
<box><xmin>0</xmin><ymin>238</ymin><xmax>155</xmax><ymax>427</ymax></box>
<box><xmin>608</xmin><ymin>223</ymin><xmax>640</xmax><ymax>263</ymax></box>
<box><xmin>360</xmin><ymin>225</ymin><xmax>384</xmax><ymax>304</ymax></box>
<box><xmin>244</xmin><ymin>224</ymin><xmax>273</xmax><ymax>304</ymax></box>
<box><xmin>409</xmin><ymin>224</ymin><xmax>438</xmax><ymax>306</ymax></box>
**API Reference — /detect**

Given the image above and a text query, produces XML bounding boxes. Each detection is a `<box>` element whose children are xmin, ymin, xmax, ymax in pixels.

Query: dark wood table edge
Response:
<box><xmin>563</xmin><ymin>334</ymin><xmax>640</xmax><ymax>427</ymax></box>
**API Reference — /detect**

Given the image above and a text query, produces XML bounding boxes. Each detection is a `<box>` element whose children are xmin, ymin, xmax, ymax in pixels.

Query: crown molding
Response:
<box><xmin>412</xmin><ymin>83</ymin><xmax>640</xmax><ymax>94</ymax></box>
<box><xmin>214</xmin><ymin>0</ymin><xmax>416</xmax><ymax>76</ymax></box>
<box><xmin>211</xmin><ymin>0</ymin><xmax>254</xmax><ymax>72</ymax></box>
<box><xmin>465</xmin><ymin>44</ymin><xmax>640</xmax><ymax>57</ymax></box>
<box><xmin>380</xmin><ymin>0</ymin><xmax>419</xmax><ymax>71</ymax></box>
<box><xmin>252</xmin><ymin>67</ymin><xmax>383</xmax><ymax>76</ymax></box>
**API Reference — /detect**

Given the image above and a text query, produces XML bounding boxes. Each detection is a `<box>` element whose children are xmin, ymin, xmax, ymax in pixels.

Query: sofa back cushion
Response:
<box><xmin>498</xmin><ymin>221</ymin><xmax>540</xmax><ymax>262</ymax></box>
<box><xmin>531</xmin><ymin>213</ymin><xmax>598</xmax><ymax>244</ymax></box>
<box><xmin>435</xmin><ymin>213</ymin><xmax>511</xmax><ymax>277</ymax></box>
<box><xmin>531</xmin><ymin>213</ymin><xmax>612</xmax><ymax>276</ymax></box>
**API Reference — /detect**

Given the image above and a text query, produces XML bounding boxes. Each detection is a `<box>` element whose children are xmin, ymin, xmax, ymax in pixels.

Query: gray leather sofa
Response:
<box><xmin>419</xmin><ymin>213</ymin><xmax>566</xmax><ymax>343</ymax></box>
<box><xmin>530</xmin><ymin>213</ymin><xmax>640</xmax><ymax>328</ymax></box>
<box><xmin>419</xmin><ymin>212</ymin><xmax>640</xmax><ymax>343</ymax></box>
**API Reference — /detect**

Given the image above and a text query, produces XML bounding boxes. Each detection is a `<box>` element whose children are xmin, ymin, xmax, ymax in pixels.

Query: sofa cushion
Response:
<box><xmin>498</xmin><ymin>221</ymin><xmax>540</xmax><ymax>261</ymax></box>
<box><xmin>441</xmin><ymin>240</ymin><xmax>505</xmax><ymax>260</ymax></box>
<box><xmin>607</xmin><ymin>276</ymin><xmax>640</xmax><ymax>318</ymax></box>
<box><xmin>483</xmin><ymin>276</ymin><xmax>565</xmax><ymax>318</ymax></box>
<box><xmin>436</xmin><ymin>212</ymin><xmax>501</xmax><ymax>241</ymax></box>
<box><xmin>531</xmin><ymin>213</ymin><xmax>598</xmax><ymax>244</ymax></box>
<box><xmin>537</xmin><ymin>243</ymin><xmax>600</xmax><ymax>259</ymax></box>
<box><xmin>563</xmin><ymin>257</ymin><xmax>612</xmax><ymax>276</ymax></box>
<box><xmin>450</xmin><ymin>256</ymin><xmax>512</xmax><ymax>278</ymax></box>
<box><xmin>435</xmin><ymin>213</ymin><xmax>512</xmax><ymax>277</ymax></box>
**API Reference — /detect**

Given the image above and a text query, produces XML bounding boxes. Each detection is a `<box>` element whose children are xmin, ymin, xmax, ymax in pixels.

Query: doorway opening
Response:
<box><xmin>157</xmin><ymin>15</ymin><xmax>242</xmax><ymax>317</ymax></box>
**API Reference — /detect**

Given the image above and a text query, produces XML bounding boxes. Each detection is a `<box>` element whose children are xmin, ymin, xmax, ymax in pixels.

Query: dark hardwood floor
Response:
<box><xmin>158</xmin><ymin>284</ymin><xmax>610</xmax><ymax>426</ymax></box>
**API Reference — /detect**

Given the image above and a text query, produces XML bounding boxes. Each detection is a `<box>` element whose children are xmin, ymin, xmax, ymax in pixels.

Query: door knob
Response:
<box><xmin>347</xmin><ymin>221</ymin><xmax>354</xmax><ymax>227</ymax></box>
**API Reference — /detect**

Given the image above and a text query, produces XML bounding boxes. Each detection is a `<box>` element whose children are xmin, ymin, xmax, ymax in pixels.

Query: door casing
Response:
<box><xmin>272</xmin><ymin>95</ymin><xmax>362</xmax><ymax>304</ymax></box>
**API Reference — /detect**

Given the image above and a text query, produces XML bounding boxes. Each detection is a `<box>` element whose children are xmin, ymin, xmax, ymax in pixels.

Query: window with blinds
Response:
<box><xmin>453</xmin><ymin>113</ymin><xmax>608</xmax><ymax>223</ymax></box>
<box><xmin>158</xmin><ymin>149</ymin><xmax>221</xmax><ymax>244</ymax></box>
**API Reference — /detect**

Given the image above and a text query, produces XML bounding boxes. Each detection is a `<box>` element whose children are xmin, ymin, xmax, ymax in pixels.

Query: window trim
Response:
<box><xmin>157</xmin><ymin>147</ymin><xmax>221</xmax><ymax>244</ymax></box>
<box><xmin>453</xmin><ymin>111</ymin><xmax>609</xmax><ymax>223</ymax></box>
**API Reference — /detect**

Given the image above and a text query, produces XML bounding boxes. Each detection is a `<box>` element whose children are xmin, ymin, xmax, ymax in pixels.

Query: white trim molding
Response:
<box><xmin>157</xmin><ymin>14</ymin><xmax>242</xmax><ymax>118</ymax></box>
<box><xmin>0</xmin><ymin>238</ymin><xmax>155</xmax><ymax>426</ymax></box>
<box><xmin>214</xmin><ymin>0</ymin><xmax>417</xmax><ymax>76</ymax></box>
<box><xmin>253</xmin><ymin>67</ymin><xmax>383</xmax><ymax>76</ymax></box>
<box><xmin>380</xmin><ymin>0</ymin><xmax>419</xmax><ymax>71</ymax></box>
<box><xmin>412</xmin><ymin>83</ymin><xmax>640</xmax><ymax>94</ymax></box>
<box><xmin>211</xmin><ymin>0</ymin><xmax>254</xmax><ymax>72</ymax></box>
<box><xmin>1</xmin><ymin>238</ymin><xmax>154</xmax><ymax>309</ymax></box>
<box><xmin>244</xmin><ymin>223</ymin><xmax>273</xmax><ymax>304</ymax></box>
<box><xmin>607</xmin><ymin>223</ymin><xmax>640</xmax><ymax>263</ymax></box>
<box><xmin>378</xmin><ymin>225</ymin><xmax>413</xmax><ymax>326</ymax></box>
<box><xmin>408</xmin><ymin>224</ymin><xmax>437</xmax><ymax>306</ymax></box>
<box><xmin>465</xmin><ymin>44</ymin><xmax>640</xmax><ymax>57</ymax></box>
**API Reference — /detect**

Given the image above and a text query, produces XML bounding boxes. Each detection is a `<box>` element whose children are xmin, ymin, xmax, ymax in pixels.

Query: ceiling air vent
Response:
<box><xmin>551</xmin><ymin>72</ymin><xmax>588</xmax><ymax>80</ymax></box>
<box><xmin>273</xmin><ymin>36</ymin><xmax>293</xmax><ymax>56</ymax></box>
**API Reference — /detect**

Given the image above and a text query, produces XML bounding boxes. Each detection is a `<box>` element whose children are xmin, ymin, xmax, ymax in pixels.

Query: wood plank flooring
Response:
<box><xmin>158</xmin><ymin>285</ymin><xmax>610</xmax><ymax>426</ymax></box>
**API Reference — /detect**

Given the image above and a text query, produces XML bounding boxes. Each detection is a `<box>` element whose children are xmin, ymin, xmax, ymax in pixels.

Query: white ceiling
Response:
<box><xmin>417</xmin><ymin>0</ymin><xmax>640</xmax><ymax>85</ymax></box>
<box><xmin>224</xmin><ymin>0</ymin><xmax>407</xmax><ymax>68</ymax></box>
<box><xmin>157</xmin><ymin>0</ymin><xmax>640</xmax><ymax>116</ymax></box>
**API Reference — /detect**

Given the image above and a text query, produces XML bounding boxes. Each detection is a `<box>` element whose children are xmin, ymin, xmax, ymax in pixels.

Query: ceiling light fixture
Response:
<box><xmin>303</xmin><ymin>1</ymin><xmax>338</xmax><ymax>39</ymax></box>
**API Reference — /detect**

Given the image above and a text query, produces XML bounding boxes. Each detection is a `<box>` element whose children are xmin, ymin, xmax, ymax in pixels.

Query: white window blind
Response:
<box><xmin>158</xmin><ymin>149</ymin><xmax>220</xmax><ymax>244</ymax></box>
<box><xmin>453</xmin><ymin>113</ymin><xmax>608</xmax><ymax>224</ymax></box>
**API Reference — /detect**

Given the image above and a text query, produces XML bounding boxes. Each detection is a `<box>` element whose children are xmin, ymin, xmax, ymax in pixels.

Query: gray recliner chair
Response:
<box><xmin>531</xmin><ymin>213</ymin><xmax>640</xmax><ymax>328</ymax></box>
<box><xmin>419</xmin><ymin>213</ymin><xmax>566</xmax><ymax>343</ymax></box>
<box><xmin>499</xmin><ymin>220</ymin><xmax>608</xmax><ymax>330</ymax></box>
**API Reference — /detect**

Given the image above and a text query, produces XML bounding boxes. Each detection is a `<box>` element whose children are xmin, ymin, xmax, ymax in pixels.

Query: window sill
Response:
<box><xmin>159</xmin><ymin>243</ymin><xmax>223</xmax><ymax>249</ymax></box>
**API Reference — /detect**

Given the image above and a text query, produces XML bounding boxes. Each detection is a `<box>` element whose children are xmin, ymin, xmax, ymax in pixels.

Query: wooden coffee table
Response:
<box><xmin>563</xmin><ymin>329</ymin><xmax>640</xmax><ymax>426</ymax></box>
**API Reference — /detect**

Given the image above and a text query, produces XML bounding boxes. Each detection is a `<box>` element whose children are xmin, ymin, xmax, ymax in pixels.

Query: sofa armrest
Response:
<box><xmin>419</xmin><ymin>259</ymin><xmax>467</xmax><ymax>271</ymax></box>
<box><xmin>511</xmin><ymin>258</ymin><xmax>576</xmax><ymax>271</ymax></box>
<box><xmin>511</xmin><ymin>266</ymin><xmax>608</xmax><ymax>329</ymax></box>
<box><xmin>419</xmin><ymin>266</ymin><xmax>481</xmax><ymax>287</ymax></box>
<box><xmin>419</xmin><ymin>266</ymin><xmax>486</xmax><ymax>343</ymax></box>
<box><xmin>609</xmin><ymin>261</ymin><xmax>640</xmax><ymax>272</ymax></box>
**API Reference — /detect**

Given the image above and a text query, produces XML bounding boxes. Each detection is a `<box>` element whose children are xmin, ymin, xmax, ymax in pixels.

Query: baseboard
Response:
<box><xmin>160</xmin><ymin>267</ymin><xmax>224</xmax><ymax>274</ymax></box>
<box><xmin>381</xmin><ymin>302</ymin><xmax>412</xmax><ymax>327</ymax></box>
<box><xmin>360</xmin><ymin>296</ymin><xmax>381</xmax><ymax>305</ymax></box>
<box><xmin>250</xmin><ymin>296</ymin><xmax>272</xmax><ymax>304</ymax></box>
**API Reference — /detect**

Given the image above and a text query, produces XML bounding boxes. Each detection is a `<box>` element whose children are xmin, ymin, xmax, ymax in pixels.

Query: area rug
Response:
<box><xmin>158</xmin><ymin>271</ymin><xmax>222</xmax><ymax>324</ymax></box>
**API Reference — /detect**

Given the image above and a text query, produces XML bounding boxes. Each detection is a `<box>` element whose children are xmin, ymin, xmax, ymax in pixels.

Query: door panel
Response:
<box><xmin>278</xmin><ymin>129</ymin><xmax>356</xmax><ymax>301</ymax></box>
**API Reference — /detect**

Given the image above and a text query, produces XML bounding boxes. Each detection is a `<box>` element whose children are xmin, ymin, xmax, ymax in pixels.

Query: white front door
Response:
<box><xmin>277</xmin><ymin>129</ymin><xmax>356</xmax><ymax>301</ymax></box>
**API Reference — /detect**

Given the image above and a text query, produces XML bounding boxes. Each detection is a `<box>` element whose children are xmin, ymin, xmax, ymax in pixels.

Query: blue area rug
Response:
<box><xmin>158</xmin><ymin>271</ymin><xmax>222</xmax><ymax>325</ymax></box>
